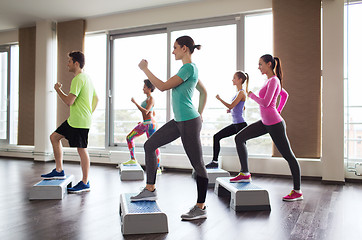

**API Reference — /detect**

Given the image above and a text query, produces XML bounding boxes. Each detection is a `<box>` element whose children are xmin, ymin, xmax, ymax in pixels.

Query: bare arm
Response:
<box><xmin>139</xmin><ymin>59</ymin><xmax>183</xmax><ymax>91</ymax></box>
<box><xmin>131</xmin><ymin>96</ymin><xmax>154</xmax><ymax>115</ymax></box>
<box><xmin>216</xmin><ymin>90</ymin><xmax>246</xmax><ymax>110</ymax></box>
<box><xmin>196</xmin><ymin>80</ymin><xmax>207</xmax><ymax>115</ymax></box>
<box><xmin>54</xmin><ymin>83</ymin><xmax>76</xmax><ymax>106</ymax></box>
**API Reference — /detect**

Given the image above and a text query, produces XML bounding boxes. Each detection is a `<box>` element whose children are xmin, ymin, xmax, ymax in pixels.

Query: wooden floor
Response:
<box><xmin>1</xmin><ymin>158</ymin><xmax>362</xmax><ymax>240</ymax></box>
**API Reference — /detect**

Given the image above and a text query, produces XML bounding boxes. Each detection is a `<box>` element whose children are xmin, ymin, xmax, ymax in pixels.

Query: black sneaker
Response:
<box><xmin>205</xmin><ymin>160</ymin><xmax>218</xmax><ymax>169</ymax></box>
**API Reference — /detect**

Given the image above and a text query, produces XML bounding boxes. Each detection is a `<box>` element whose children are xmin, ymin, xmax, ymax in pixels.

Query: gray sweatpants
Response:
<box><xmin>144</xmin><ymin>116</ymin><xmax>208</xmax><ymax>203</ymax></box>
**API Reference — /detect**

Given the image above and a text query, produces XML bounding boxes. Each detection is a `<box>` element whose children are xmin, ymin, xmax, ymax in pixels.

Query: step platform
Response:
<box><xmin>119</xmin><ymin>163</ymin><xmax>144</xmax><ymax>181</ymax></box>
<box><xmin>29</xmin><ymin>175</ymin><xmax>74</xmax><ymax>200</ymax></box>
<box><xmin>192</xmin><ymin>168</ymin><xmax>230</xmax><ymax>187</ymax></box>
<box><xmin>214</xmin><ymin>177</ymin><xmax>271</xmax><ymax>211</ymax></box>
<box><xmin>119</xmin><ymin>193</ymin><xmax>168</xmax><ymax>235</ymax></box>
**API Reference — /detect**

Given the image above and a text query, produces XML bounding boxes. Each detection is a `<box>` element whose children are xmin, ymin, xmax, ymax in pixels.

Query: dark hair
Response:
<box><xmin>175</xmin><ymin>36</ymin><xmax>201</xmax><ymax>54</ymax></box>
<box><xmin>68</xmin><ymin>51</ymin><xmax>85</xmax><ymax>69</ymax></box>
<box><xmin>144</xmin><ymin>79</ymin><xmax>155</xmax><ymax>92</ymax></box>
<box><xmin>235</xmin><ymin>71</ymin><xmax>249</xmax><ymax>93</ymax></box>
<box><xmin>260</xmin><ymin>54</ymin><xmax>283</xmax><ymax>87</ymax></box>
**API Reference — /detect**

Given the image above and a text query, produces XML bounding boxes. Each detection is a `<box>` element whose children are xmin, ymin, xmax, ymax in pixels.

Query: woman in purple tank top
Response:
<box><xmin>232</xmin><ymin>54</ymin><xmax>303</xmax><ymax>202</ymax></box>
<box><xmin>205</xmin><ymin>71</ymin><xmax>249</xmax><ymax>169</ymax></box>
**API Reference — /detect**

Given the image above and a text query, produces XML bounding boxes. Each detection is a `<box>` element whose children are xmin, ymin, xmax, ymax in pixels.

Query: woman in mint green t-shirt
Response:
<box><xmin>131</xmin><ymin>36</ymin><xmax>209</xmax><ymax>221</ymax></box>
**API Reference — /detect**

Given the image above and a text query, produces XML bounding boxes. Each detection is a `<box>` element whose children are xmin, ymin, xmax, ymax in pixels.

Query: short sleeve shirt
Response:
<box><xmin>172</xmin><ymin>63</ymin><xmax>200</xmax><ymax>122</ymax></box>
<box><xmin>67</xmin><ymin>73</ymin><xmax>96</xmax><ymax>129</ymax></box>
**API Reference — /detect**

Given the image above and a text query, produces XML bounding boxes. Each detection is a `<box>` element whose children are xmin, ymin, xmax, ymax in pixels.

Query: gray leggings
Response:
<box><xmin>234</xmin><ymin>120</ymin><xmax>301</xmax><ymax>190</ymax></box>
<box><xmin>144</xmin><ymin>116</ymin><xmax>208</xmax><ymax>203</ymax></box>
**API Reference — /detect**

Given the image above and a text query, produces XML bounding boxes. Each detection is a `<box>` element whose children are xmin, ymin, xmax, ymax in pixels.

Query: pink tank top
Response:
<box><xmin>248</xmin><ymin>76</ymin><xmax>288</xmax><ymax>126</ymax></box>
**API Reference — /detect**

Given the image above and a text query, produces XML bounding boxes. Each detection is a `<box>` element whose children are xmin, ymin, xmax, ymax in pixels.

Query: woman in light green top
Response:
<box><xmin>131</xmin><ymin>36</ymin><xmax>209</xmax><ymax>221</ymax></box>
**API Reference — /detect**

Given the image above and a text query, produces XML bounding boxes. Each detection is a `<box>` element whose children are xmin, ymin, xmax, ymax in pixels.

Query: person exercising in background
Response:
<box><xmin>123</xmin><ymin>79</ymin><xmax>162</xmax><ymax>175</ymax></box>
<box><xmin>205</xmin><ymin>71</ymin><xmax>249</xmax><ymax>169</ymax></box>
<box><xmin>41</xmin><ymin>51</ymin><xmax>98</xmax><ymax>194</ymax></box>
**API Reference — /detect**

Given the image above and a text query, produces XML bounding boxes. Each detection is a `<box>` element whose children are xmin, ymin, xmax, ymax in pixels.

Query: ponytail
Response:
<box><xmin>274</xmin><ymin>57</ymin><xmax>283</xmax><ymax>88</ymax></box>
<box><xmin>244</xmin><ymin>72</ymin><xmax>249</xmax><ymax>93</ymax></box>
<box><xmin>193</xmin><ymin>44</ymin><xmax>201</xmax><ymax>52</ymax></box>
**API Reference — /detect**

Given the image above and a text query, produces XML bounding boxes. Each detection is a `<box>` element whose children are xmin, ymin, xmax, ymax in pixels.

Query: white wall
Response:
<box><xmin>86</xmin><ymin>0</ymin><xmax>272</xmax><ymax>33</ymax></box>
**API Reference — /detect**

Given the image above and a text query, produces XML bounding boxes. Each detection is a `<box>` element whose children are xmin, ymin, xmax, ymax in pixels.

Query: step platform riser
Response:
<box><xmin>120</xmin><ymin>163</ymin><xmax>144</xmax><ymax>181</ymax></box>
<box><xmin>120</xmin><ymin>193</ymin><xmax>168</xmax><ymax>235</ymax></box>
<box><xmin>214</xmin><ymin>177</ymin><xmax>271</xmax><ymax>212</ymax></box>
<box><xmin>29</xmin><ymin>175</ymin><xmax>74</xmax><ymax>200</ymax></box>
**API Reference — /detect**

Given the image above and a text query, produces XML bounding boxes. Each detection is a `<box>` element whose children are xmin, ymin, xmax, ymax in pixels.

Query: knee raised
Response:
<box><xmin>144</xmin><ymin>139</ymin><xmax>155</xmax><ymax>152</ymax></box>
<box><xmin>234</xmin><ymin>133</ymin><xmax>244</xmax><ymax>144</ymax></box>
<box><xmin>50</xmin><ymin>132</ymin><xmax>61</xmax><ymax>144</ymax></box>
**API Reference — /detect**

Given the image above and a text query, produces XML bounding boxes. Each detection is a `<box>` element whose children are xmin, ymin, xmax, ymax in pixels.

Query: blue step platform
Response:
<box><xmin>119</xmin><ymin>193</ymin><xmax>168</xmax><ymax>235</ymax></box>
<box><xmin>214</xmin><ymin>177</ymin><xmax>271</xmax><ymax>211</ymax></box>
<box><xmin>29</xmin><ymin>175</ymin><xmax>74</xmax><ymax>200</ymax></box>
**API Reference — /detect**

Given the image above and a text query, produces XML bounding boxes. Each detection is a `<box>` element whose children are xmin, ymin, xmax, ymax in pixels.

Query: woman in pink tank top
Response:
<box><xmin>231</xmin><ymin>54</ymin><xmax>303</xmax><ymax>202</ymax></box>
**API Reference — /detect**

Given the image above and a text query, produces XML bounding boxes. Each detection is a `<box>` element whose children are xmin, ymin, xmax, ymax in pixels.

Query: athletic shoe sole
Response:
<box><xmin>130</xmin><ymin>197</ymin><xmax>157</xmax><ymax>202</ymax></box>
<box><xmin>68</xmin><ymin>188</ymin><xmax>91</xmax><ymax>194</ymax></box>
<box><xmin>282</xmin><ymin>196</ymin><xmax>303</xmax><ymax>202</ymax></box>
<box><xmin>41</xmin><ymin>176</ymin><xmax>67</xmax><ymax>180</ymax></box>
<box><xmin>229</xmin><ymin>179</ymin><xmax>252</xmax><ymax>183</ymax></box>
<box><xmin>181</xmin><ymin>215</ymin><xmax>207</xmax><ymax>221</ymax></box>
<box><xmin>122</xmin><ymin>163</ymin><xmax>138</xmax><ymax>166</ymax></box>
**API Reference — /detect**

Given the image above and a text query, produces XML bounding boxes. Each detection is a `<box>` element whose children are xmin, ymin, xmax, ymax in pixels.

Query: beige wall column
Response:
<box><xmin>272</xmin><ymin>0</ymin><xmax>322</xmax><ymax>158</ymax></box>
<box><xmin>321</xmin><ymin>0</ymin><xmax>345</xmax><ymax>182</ymax></box>
<box><xmin>18</xmin><ymin>27</ymin><xmax>36</xmax><ymax>146</ymax></box>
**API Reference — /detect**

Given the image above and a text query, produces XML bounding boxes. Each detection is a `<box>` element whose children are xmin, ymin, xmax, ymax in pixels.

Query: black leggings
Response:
<box><xmin>213</xmin><ymin>122</ymin><xmax>247</xmax><ymax>161</ymax></box>
<box><xmin>144</xmin><ymin>117</ymin><xmax>208</xmax><ymax>203</ymax></box>
<box><xmin>234</xmin><ymin>120</ymin><xmax>301</xmax><ymax>190</ymax></box>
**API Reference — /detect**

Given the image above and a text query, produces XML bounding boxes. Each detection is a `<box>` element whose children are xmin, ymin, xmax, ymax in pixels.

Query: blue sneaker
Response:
<box><xmin>41</xmin><ymin>168</ymin><xmax>66</xmax><ymax>179</ymax></box>
<box><xmin>68</xmin><ymin>181</ymin><xmax>90</xmax><ymax>194</ymax></box>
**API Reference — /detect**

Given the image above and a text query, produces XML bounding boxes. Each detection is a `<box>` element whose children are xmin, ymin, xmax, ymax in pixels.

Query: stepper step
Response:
<box><xmin>29</xmin><ymin>175</ymin><xmax>74</xmax><ymax>200</ymax></box>
<box><xmin>119</xmin><ymin>163</ymin><xmax>144</xmax><ymax>181</ymax></box>
<box><xmin>214</xmin><ymin>177</ymin><xmax>271</xmax><ymax>211</ymax></box>
<box><xmin>119</xmin><ymin>193</ymin><xmax>168</xmax><ymax>235</ymax></box>
<box><xmin>192</xmin><ymin>168</ymin><xmax>230</xmax><ymax>187</ymax></box>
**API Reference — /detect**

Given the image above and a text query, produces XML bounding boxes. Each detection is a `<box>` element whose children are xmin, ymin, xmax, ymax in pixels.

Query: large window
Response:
<box><xmin>0</xmin><ymin>45</ymin><xmax>18</xmax><ymax>145</ymax></box>
<box><xmin>106</xmin><ymin>13</ymin><xmax>273</xmax><ymax>156</ymax></box>
<box><xmin>84</xmin><ymin>34</ymin><xmax>107</xmax><ymax>148</ymax></box>
<box><xmin>0</xmin><ymin>48</ymin><xmax>8</xmax><ymax>141</ymax></box>
<box><xmin>110</xmin><ymin>32</ymin><xmax>167</xmax><ymax>146</ymax></box>
<box><xmin>344</xmin><ymin>2</ymin><xmax>362</xmax><ymax>169</ymax></box>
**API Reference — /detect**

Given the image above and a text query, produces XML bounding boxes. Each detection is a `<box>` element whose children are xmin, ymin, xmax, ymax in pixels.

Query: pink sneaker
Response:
<box><xmin>229</xmin><ymin>172</ymin><xmax>251</xmax><ymax>183</ymax></box>
<box><xmin>282</xmin><ymin>190</ymin><xmax>303</xmax><ymax>201</ymax></box>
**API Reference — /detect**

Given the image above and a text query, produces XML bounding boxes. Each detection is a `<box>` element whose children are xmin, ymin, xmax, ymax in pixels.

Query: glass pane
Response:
<box><xmin>0</xmin><ymin>51</ymin><xmax>8</xmax><ymax>140</ymax></box>
<box><xmin>244</xmin><ymin>13</ymin><xmax>273</xmax><ymax>155</ymax></box>
<box><xmin>345</xmin><ymin>3</ymin><xmax>362</xmax><ymax>163</ymax></box>
<box><xmin>84</xmin><ymin>34</ymin><xmax>107</xmax><ymax>148</ymax></box>
<box><xmin>346</xmin><ymin>107</ymin><xmax>362</xmax><ymax>123</ymax></box>
<box><xmin>9</xmin><ymin>45</ymin><xmax>19</xmax><ymax>144</ymax></box>
<box><xmin>171</xmin><ymin>24</ymin><xmax>237</xmax><ymax>147</ymax></box>
<box><xmin>112</xmin><ymin>33</ymin><xmax>167</xmax><ymax>146</ymax></box>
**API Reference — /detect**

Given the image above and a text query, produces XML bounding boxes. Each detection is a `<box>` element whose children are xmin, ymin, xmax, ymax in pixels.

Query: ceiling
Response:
<box><xmin>0</xmin><ymin>0</ymin><xmax>196</xmax><ymax>32</ymax></box>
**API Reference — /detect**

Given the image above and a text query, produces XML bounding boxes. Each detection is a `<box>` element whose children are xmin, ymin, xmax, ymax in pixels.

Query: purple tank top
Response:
<box><xmin>230</xmin><ymin>90</ymin><xmax>245</xmax><ymax>124</ymax></box>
